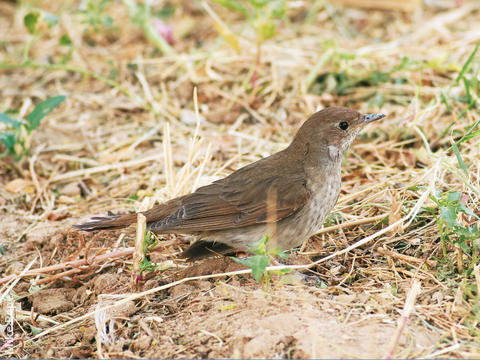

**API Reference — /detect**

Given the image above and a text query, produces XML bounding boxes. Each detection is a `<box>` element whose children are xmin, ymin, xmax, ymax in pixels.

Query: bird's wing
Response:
<box><xmin>147</xmin><ymin>173</ymin><xmax>310</xmax><ymax>232</ymax></box>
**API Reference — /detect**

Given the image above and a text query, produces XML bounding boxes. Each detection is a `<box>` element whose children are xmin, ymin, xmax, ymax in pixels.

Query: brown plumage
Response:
<box><xmin>74</xmin><ymin>107</ymin><xmax>385</xmax><ymax>260</ymax></box>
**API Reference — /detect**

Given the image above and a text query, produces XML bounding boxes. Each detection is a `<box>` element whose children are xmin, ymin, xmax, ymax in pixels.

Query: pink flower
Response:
<box><xmin>154</xmin><ymin>19</ymin><xmax>174</xmax><ymax>45</ymax></box>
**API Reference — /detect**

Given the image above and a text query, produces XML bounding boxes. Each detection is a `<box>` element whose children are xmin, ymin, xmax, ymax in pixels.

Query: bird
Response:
<box><xmin>74</xmin><ymin>107</ymin><xmax>385</xmax><ymax>260</ymax></box>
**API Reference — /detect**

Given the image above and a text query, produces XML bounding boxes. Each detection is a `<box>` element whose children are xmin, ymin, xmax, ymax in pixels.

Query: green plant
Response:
<box><xmin>309</xmin><ymin>50</ymin><xmax>407</xmax><ymax>98</ymax></box>
<box><xmin>208</xmin><ymin>0</ymin><xmax>286</xmax><ymax>90</ymax></box>
<box><xmin>440</xmin><ymin>42</ymin><xmax>479</xmax><ymax>118</ymax></box>
<box><xmin>232</xmin><ymin>235</ymin><xmax>291</xmax><ymax>290</ymax></box>
<box><xmin>427</xmin><ymin>190</ymin><xmax>479</xmax><ymax>273</ymax></box>
<box><xmin>0</xmin><ymin>96</ymin><xmax>66</xmax><ymax>161</ymax></box>
<box><xmin>22</xmin><ymin>10</ymin><xmax>59</xmax><ymax>62</ymax></box>
<box><xmin>122</xmin><ymin>0</ymin><xmax>174</xmax><ymax>55</ymax></box>
<box><xmin>139</xmin><ymin>230</ymin><xmax>160</xmax><ymax>274</ymax></box>
<box><xmin>78</xmin><ymin>0</ymin><xmax>114</xmax><ymax>32</ymax></box>
<box><xmin>131</xmin><ymin>230</ymin><xmax>160</xmax><ymax>283</ymax></box>
<box><xmin>1</xmin><ymin>2</ymin><xmax>164</xmax><ymax>115</ymax></box>
<box><xmin>211</xmin><ymin>0</ymin><xmax>285</xmax><ymax>48</ymax></box>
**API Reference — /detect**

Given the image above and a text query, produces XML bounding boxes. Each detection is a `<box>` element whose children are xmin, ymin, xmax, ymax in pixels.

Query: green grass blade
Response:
<box><xmin>210</xmin><ymin>0</ymin><xmax>249</xmax><ymax>17</ymax></box>
<box><xmin>447</xmin><ymin>118</ymin><xmax>480</xmax><ymax>151</ymax></box>
<box><xmin>26</xmin><ymin>95</ymin><xmax>66</xmax><ymax>132</ymax></box>
<box><xmin>456</xmin><ymin>42</ymin><xmax>479</xmax><ymax>84</ymax></box>
<box><xmin>452</xmin><ymin>143</ymin><xmax>468</xmax><ymax>177</ymax></box>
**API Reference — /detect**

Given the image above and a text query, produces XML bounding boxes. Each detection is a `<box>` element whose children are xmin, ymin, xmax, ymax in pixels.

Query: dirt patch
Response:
<box><xmin>23</xmin><ymin>273</ymin><xmax>437</xmax><ymax>359</ymax></box>
<box><xmin>0</xmin><ymin>220</ymin><xmax>440</xmax><ymax>358</ymax></box>
<box><xmin>31</xmin><ymin>288</ymin><xmax>76</xmax><ymax>315</ymax></box>
<box><xmin>139</xmin><ymin>283</ymin><xmax>437</xmax><ymax>359</ymax></box>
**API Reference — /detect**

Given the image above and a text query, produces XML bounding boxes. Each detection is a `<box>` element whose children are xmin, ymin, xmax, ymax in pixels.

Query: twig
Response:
<box><xmin>132</xmin><ymin>213</ymin><xmax>147</xmax><ymax>286</ymax></box>
<box><xmin>0</xmin><ymin>62</ymin><xmax>147</xmax><ymax>111</ymax></box>
<box><xmin>377</xmin><ymin>247</ymin><xmax>437</xmax><ymax>267</ymax></box>
<box><xmin>49</xmin><ymin>153</ymin><xmax>165</xmax><ymax>182</ymax></box>
<box><xmin>0</xmin><ymin>249</ymin><xmax>132</xmax><ymax>286</ymax></box>
<box><xmin>316</xmin><ymin>213</ymin><xmax>387</xmax><ymax>235</ymax></box>
<box><xmin>0</xmin><ymin>257</ymin><xmax>37</xmax><ymax>303</ymax></box>
<box><xmin>384</xmin><ymin>280</ymin><xmax>422</xmax><ymax>359</ymax></box>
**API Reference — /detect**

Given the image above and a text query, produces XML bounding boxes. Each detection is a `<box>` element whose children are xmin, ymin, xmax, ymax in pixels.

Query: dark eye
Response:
<box><xmin>339</xmin><ymin>121</ymin><xmax>349</xmax><ymax>130</ymax></box>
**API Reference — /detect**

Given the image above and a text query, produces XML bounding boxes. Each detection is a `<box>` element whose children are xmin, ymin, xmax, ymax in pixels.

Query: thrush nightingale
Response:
<box><xmin>75</xmin><ymin>107</ymin><xmax>385</xmax><ymax>260</ymax></box>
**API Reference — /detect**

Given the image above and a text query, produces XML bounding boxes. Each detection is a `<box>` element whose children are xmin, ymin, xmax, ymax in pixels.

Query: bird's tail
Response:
<box><xmin>73</xmin><ymin>211</ymin><xmax>138</xmax><ymax>231</ymax></box>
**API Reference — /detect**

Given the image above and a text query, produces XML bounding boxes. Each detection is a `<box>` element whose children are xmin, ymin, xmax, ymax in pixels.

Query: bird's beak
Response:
<box><xmin>363</xmin><ymin>113</ymin><xmax>386</xmax><ymax>123</ymax></box>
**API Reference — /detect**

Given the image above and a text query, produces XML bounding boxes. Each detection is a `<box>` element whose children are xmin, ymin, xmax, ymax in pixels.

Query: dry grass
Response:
<box><xmin>1</xmin><ymin>0</ymin><xmax>479</xmax><ymax>358</ymax></box>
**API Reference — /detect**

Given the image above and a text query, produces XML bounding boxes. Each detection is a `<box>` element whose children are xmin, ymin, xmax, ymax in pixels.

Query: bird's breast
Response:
<box><xmin>308</xmin><ymin>174</ymin><xmax>341</xmax><ymax>229</ymax></box>
<box><xmin>277</xmin><ymin>165</ymin><xmax>341</xmax><ymax>249</ymax></box>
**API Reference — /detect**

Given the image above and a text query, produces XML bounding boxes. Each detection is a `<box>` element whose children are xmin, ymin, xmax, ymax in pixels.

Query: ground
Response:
<box><xmin>1</xmin><ymin>0</ymin><xmax>479</xmax><ymax>358</ymax></box>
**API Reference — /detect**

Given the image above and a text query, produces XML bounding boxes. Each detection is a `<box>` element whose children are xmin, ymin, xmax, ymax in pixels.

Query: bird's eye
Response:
<box><xmin>339</xmin><ymin>121</ymin><xmax>349</xmax><ymax>130</ymax></box>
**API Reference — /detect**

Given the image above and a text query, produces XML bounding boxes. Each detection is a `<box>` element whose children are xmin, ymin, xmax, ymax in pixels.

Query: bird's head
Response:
<box><xmin>290</xmin><ymin>107</ymin><xmax>385</xmax><ymax>162</ymax></box>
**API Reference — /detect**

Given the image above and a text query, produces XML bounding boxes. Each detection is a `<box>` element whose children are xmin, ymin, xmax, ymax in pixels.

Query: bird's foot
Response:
<box><xmin>277</xmin><ymin>269</ymin><xmax>324</xmax><ymax>286</ymax></box>
<box><xmin>296</xmin><ymin>272</ymin><xmax>323</xmax><ymax>286</ymax></box>
<box><xmin>271</xmin><ymin>259</ymin><xmax>324</xmax><ymax>286</ymax></box>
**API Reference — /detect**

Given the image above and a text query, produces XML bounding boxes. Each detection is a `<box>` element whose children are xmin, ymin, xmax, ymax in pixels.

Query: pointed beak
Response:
<box><xmin>363</xmin><ymin>113</ymin><xmax>386</xmax><ymax>123</ymax></box>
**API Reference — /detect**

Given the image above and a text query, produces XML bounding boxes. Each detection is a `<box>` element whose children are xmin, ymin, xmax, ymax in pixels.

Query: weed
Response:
<box><xmin>232</xmin><ymin>235</ymin><xmax>291</xmax><ymax>290</ymax></box>
<box><xmin>324</xmin><ymin>212</ymin><xmax>343</xmax><ymax>227</ymax></box>
<box><xmin>427</xmin><ymin>190</ymin><xmax>479</xmax><ymax>273</ymax></box>
<box><xmin>122</xmin><ymin>0</ymin><xmax>174</xmax><ymax>55</ymax></box>
<box><xmin>309</xmin><ymin>48</ymin><xmax>412</xmax><ymax>99</ymax></box>
<box><xmin>0</xmin><ymin>96</ymin><xmax>66</xmax><ymax>161</ymax></box>
<box><xmin>139</xmin><ymin>231</ymin><xmax>160</xmax><ymax>274</ymax></box>
<box><xmin>442</xmin><ymin>42</ymin><xmax>479</xmax><ymax>118</ymax></box>
<box><xmin>0</xmin><ymin>3</ymin><xmax>169</xmax><ymax>115</ymax></box>
<box><xmin>22</xmin><ymin>10</ymin><xmax>59</xmax><ymax>61</ymax></box>
<box><xmin>131</xmin><ymin>230</ymin><xmax>160</xmax><ymax>283</ymax></box>
<box><xmin>78</xmin><ymin>0</ymin><xmax>114</xmax><ymax>32</ymax></box>
<box><xmin>208</xmin><ymin>0</ymin><xmax>285</xmax><ymax>90</ymax></box>
<box><xmin>211</xmin><ymin>0</ymin><xmax>285</xmax><ymax>48</ymax></box>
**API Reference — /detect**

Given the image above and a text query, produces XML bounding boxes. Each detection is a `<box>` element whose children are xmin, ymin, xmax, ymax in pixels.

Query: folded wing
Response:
<box><xmin>148</xmin><ymin>173</ymin><xmax>310</xmax><ymax>232</ymax></box>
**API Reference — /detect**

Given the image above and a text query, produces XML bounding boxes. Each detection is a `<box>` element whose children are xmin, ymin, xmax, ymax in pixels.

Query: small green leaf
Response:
<box><xmin>43</xmin><ymin>12</ymin><xmax>59</xmax><ymax>28</ymax></box>
<box><xmin>24</xmin><ymin>322</ymin><xmax>42</xmax><ymax>335</ymax></box>
<box><xmin>440</xmin><ymin>206</ymin><xmax>458</xmax><ymax>229</ymax></box>
<box><xmin>270</xmin><ymin>0</ymin><xmax>286</xmax><ymax>18</ymax></box>
<box><xmin>143</xmin><ymin>231</ymin><xmax>158</xmax><ymax>253</ymax></box>
<box><xmin>153</xmin><ymin>4</ymin><xmax>175</xmax><ymax>19</ymax></box>
<box><xmin>139</xmin><ymin>257</ymin><xmax>157</xmax><ymax>273</ymax></box>
<box><xmin>24</xmin><ymin>12</ymin><xmax>40</xmax><ymax>34</ymax></box>
<box><xmin>0</xmin><ymin>113</ymin><xmax>22</xmax><ymax>129</ymax></box>
<box><xmin>248</xmin><ymin>0</ymin><xmax>270</xmax><ymax>8</ymax></box>
<box><xmin>458</xmin><ymin>202</ymin><xmax>479</xmax><ymax>219</ymax></box>
<box><xmin>454</xmin><ymin>239</ymin><xmax>471</xmax><ymax>254</ymax></box>
<box><xmin>233</xmin><ymin>255</ymin><xmax>269</xmax><ymax>282</ymax></box>
<box><xmin>446</xmin><ymin>191</ymin><xmax>461</xmax><ymax>204</ymax></box>
<box><xmin>247</xmin><ymin>235</ymin><xmax>268</xmax><ymax>255</ymax></box>
<box><xmin>26</xmin><ymin>95</ymin><xmax>66</xmax><ymax>132</ymax></box>
<box><xmin>103</xmin><ymin>16</ymin><xmax>113</xmax><ymax>26</ymax></box>
<box><xmin>0</xmin><ymin>132</ymin><xmax>17</xmax><ymax>154</ymax></box>
<box><xmin>59</xmin><ymin>34</ymin><xmax>72</xmax><ymax>46</ymax></box>
<box><xmin>455</xmin><ymin>224</ymin><xmax>479</xmax><ymax>242</ymax></box>
<box><xmin>257</xmin><ymin>21</ymin><xmax>276</xmax><ymax>41</ymax></box>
